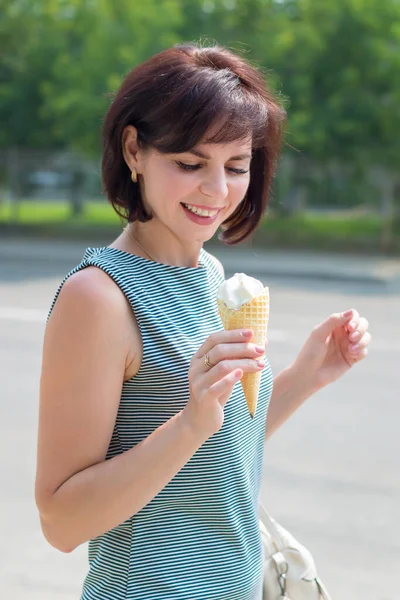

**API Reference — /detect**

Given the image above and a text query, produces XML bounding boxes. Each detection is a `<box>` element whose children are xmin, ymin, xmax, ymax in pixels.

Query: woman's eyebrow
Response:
<box><xmin>187</xmin><ymin>149</ymin><xmax>251</xmax><ymax>161</ymax></box>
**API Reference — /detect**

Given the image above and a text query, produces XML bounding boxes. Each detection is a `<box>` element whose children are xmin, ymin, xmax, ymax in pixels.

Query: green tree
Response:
<box><xmin>0</xmin><ymin>0</ymin><xmax>62</xmax><ymax>147</ymax></box>
<box><xmin>0</xmin><ymin>0</ymin><xmax>183</xmax><ymax>153</ymax></box>
<box><xmin>277</xmin><ymin>0</ymin><xmax>400</xmax><ymax>167</ymax></box>
<box><xmin>40</xmin><ymin>0</ymin><xmax>183</xmax><ymax>155</ymax></box>
<box><xmin>2</xmin><ymin>0</ymin><xmax>400</xmax><ymax>172</ymax></box>
<box><xmin>178</xmin><ymin>0</ymin><xmax>400</xmax><ymax>167</ymax></box>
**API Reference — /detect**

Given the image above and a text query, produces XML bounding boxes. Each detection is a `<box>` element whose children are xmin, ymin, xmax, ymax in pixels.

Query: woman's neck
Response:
<box><xmin>112</xmin><ymin>223</ymin><xmax>203</xmax><ymax>268</ymax></box>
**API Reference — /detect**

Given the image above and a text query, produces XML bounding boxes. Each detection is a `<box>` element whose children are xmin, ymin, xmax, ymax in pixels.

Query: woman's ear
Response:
<box><xmin>122</xmin><ymin>125</ymin><xmax>141</xmax><ymax>172</ymax></box>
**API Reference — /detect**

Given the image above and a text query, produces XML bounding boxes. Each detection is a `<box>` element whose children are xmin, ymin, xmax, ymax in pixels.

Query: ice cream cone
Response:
<box><xmin>217</xmin><ymin>288</ymin><xmax>269</xmax><ymax>418</ymax></box>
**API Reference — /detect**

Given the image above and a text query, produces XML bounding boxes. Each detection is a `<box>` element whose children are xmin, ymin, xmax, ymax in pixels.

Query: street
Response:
<box><xmin>1</xmin><ymin>243</ymin><xmax>399</xmax><ymax>600</ymax></box>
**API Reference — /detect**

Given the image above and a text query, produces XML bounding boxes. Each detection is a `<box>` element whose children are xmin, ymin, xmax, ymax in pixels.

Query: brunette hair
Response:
<box><xmin>102</xmin><ymin>43</ymin><xmax>286</xmax><ymax>244</ymax></box>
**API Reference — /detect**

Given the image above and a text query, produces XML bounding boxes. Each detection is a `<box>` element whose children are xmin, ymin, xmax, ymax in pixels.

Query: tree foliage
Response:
<box><xmin>1</xmin><ymin>0</ymin><xmax>182</xmax><ymax>153</ymax></box>
<box><xmin>1</xmin><ymin>0</ymin><xmax>400</xmax><ymax>167</ymax></box>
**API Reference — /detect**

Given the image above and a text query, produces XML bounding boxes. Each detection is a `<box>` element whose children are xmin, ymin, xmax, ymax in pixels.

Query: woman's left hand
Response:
<box><xmin>294</xmin><ymin>309</ymin><xmax>371</xmax><ymax>390</ymax></box>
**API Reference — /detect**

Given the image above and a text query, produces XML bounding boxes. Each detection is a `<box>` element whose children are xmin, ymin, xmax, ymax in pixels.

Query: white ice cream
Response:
<box><xmin>217</xmin><ymin>272</ymin><xmax>266</xmax><ymax>309</ymax></box>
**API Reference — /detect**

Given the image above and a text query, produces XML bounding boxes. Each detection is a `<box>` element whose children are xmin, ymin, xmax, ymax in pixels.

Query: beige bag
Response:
<box><xmin>259</xmin><ymin>505</ymin><xmax>332</xmax><ymax>600</ymax></box>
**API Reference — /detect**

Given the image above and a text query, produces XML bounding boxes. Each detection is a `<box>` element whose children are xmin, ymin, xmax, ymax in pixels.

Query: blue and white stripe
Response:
<box><xmin>47</xmin><ymin>245</ymin><xmax>274</xmax><ymax>600</ymax></box>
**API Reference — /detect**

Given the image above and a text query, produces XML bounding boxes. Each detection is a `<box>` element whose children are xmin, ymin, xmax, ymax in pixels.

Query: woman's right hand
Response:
<box><xmin>181</xmin><ymin>329</ymin><xmax>267</xmax><ymax>439</ymax></box>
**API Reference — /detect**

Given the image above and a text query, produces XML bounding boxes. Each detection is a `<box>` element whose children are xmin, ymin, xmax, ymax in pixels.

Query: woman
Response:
<box><xmin>35</xmin><ymin>43</ymin><xmax>371</xmax><ymax>600</ymax></box>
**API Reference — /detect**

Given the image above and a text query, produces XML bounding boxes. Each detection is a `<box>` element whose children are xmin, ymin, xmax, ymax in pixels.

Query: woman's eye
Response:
<box><xmin>228</xmin><ymin>168</ymin><xmax>249</xmax><ymax>175</ymax></box>
<box><xmin>176</xmin><ymin>161</ymin><xmax>249</xmax><ymax>175</ymax></box>
<box><xmin>176</xmin><ymin>161</ymin><xmax>201</xmax><ymax>171</ymax></box>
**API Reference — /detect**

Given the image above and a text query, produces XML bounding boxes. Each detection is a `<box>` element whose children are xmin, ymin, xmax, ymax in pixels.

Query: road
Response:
<box><xmin>1</xmin><ymin>245</ymin><xmax>399</xmax><ymax>600</ymax></box>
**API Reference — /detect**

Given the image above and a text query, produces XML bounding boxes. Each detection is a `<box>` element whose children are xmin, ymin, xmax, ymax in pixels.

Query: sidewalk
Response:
<box><xmin>1</xmin><ymin>236</ymin><xmax>400</xmax><ymax>290</ymax></box>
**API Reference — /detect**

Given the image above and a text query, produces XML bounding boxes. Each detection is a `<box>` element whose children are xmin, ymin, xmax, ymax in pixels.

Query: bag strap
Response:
<box><xmin>258</xmin><ymin>503</ymin><xmax>286</xmax><ymax>553</ymax></box>
<box><xmin>316</xmin><ymin>578</ymin><xmax>332</xmax><ymax>600</ymax></box>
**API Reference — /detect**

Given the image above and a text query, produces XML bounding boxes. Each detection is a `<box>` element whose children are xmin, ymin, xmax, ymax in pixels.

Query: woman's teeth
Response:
<box><xmin>183</xmin><ymin>203</ymin><xmax>218</xmax><ymax>217</ymax></box>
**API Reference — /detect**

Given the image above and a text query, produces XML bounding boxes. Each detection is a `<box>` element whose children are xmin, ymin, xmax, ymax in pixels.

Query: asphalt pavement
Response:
<box><xmin>1</xmin><ymin>236</ymin><xmax>400</xmax><ymax>290</ymax></box>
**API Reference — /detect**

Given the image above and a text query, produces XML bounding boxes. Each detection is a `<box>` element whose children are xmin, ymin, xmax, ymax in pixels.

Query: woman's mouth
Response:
<box><xmin>181</xmin><ymin>203</ymin><xmax>221</xmax><ymax>225</ymax></box>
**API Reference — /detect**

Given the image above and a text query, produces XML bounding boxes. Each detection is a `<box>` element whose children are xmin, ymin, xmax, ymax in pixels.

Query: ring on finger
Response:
<box><xmin>204</xmin><ymin>353</ymin><xmax>214</xmax><ymax>369</ymax></box>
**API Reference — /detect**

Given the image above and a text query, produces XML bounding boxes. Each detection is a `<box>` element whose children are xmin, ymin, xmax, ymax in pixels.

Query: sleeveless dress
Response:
<box><xmin>47</xmin><ymin>245</ymin><xmax>274</xmax><ymax>600</ymax></box>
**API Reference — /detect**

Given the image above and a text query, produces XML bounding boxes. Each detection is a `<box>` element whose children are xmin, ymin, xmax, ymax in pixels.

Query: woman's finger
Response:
<box><xmin>348</xmin><ymin>331</ymin><xmax>372</xmax><ymax>354</ymax></box>
<box><xmin>201</xmin><ymin>358</ymin><xmax>264</xmax><ymax>387</ymax></box>
<box><xmin>206</xmin><ymin>341</ymin><xmax>265</xmax><ymax>366</ymax></box>
<box><xmin>348</xmin><ymin>316</ymin><xmax>369</xmax><ymax>342</ymax></box>
<box><xmin>192</xmin><ymin>329</ymin><xmax>254</xmax><ymax>361</ymax></box>
<box><xmin>204</xmin><ymin>368</ymin><xmax>243</xmax><ymax>407</ymax></box>
<box><xmin>348</xmin><ymin>347</ymin><xmax>369</xmax><ymax>364</ymax></box>
<box><xmin>345</xmin><ymin>309</ymin><xmax>361</xmax><ymax>333</ymax></box>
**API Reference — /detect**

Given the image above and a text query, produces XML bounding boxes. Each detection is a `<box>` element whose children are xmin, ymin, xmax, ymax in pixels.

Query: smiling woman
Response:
<box><xmin>35</xmin><ymin>40</ymin><xmax>372</xmax><ymax>600</ymax></box>
<box><xmin>36</xmin><ymin>42</ymin><xmax>288</xmax><ymax>600</ymax></box>
<box><xmin>102</xmin><ymin>43</ymin><xmax>286</xmax><ymax>247</ymax></box>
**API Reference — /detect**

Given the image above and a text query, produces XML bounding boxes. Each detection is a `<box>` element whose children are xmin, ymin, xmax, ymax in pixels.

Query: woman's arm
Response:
<box><xmin>265</xmin><ymin>363</ymin><xmax>319</xmax><ymax>441</ymax></box>
<box><xmin>265</xmin><ymin>309</ymin><xmax>371</xmax><ymax>440</ymax></box>
<box><xmin>35</xmin><ymin>268</ymin><xmax>207</xmax><ymax>553</ymax></box>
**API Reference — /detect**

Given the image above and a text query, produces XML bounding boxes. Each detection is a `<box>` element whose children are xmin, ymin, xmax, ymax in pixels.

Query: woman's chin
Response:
<box><xmin>193</xmin><ymin>229</ymin><xmax>219</xmax><ymax>244</ymax></box>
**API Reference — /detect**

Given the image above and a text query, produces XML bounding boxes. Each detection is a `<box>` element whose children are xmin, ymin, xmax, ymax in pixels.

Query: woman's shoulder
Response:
<box><xmin>45</xmin><ymin>265</ymin><xmax>139</xmax><ymax>380</ymax></box>
<box><xmin>59</xmin><ymin>266</ymin><xmax>127</xmax><ymax>310</ymax></box>
<box><xmin>203</xmin><ymin>250</ymin><xmax>225</xmax><ymax>279</ymax></box>
<box><xmin>211</xmin><ymin>254</ymin><xmax>225</xmax><ymax>278</ymax></box>
<box><xmin>48</xmin><ymin>265</ymin><xmax>135</xmax><ymax>343</ymax></box>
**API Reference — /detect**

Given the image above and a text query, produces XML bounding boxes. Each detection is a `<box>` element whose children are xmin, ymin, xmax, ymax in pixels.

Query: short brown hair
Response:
<box><xmin>102</xmin><ymin>43</ymin><xmax>286</xmax><ymax>244</ymax></box>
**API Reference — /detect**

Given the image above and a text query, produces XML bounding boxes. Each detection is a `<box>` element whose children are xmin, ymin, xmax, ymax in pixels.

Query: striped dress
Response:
<box><xmin>47</xmin><ymin>245</ymin><xmax>274</xmax><ymax>600</ymax></box>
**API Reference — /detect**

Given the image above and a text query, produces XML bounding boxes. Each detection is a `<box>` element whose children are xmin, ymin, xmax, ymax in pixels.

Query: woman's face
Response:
<box><xmin>135</xmin><ymin>136</ymin><xmax>252</xmax><ymax>243</ymax></box>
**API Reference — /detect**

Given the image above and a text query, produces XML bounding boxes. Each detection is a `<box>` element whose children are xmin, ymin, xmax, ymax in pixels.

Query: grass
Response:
<box><xmin>255</xmin><ymin>212</ymin><xmax>400</xmax><ymax>253</ymax></box>
<box><xmin>0</xmin><ymin>199</ymin><xmax>398</xmax><ymax>253</ymax></box>
<box><xmin>262</xmin><ymin>212</ymin><xmax>383</xmax><ymax>237</ymax></box>
<box><xmin>0</xmin><ymin>199</ymin><xmax>121</xmax><ymax>225</ymax></box>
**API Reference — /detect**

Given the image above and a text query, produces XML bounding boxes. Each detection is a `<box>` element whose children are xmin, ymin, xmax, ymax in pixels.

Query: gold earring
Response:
<box><xmin>131</xmin><ymin>168</ymin><xmax>137</xmax><ymax>183</ymax></box>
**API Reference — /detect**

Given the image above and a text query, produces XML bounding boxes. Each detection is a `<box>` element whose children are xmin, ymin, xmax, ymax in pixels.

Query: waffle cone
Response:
<box><xmin>217</xmin><ymin>289</ymin><xmax>269</xmax><ymax>418</ymax></box>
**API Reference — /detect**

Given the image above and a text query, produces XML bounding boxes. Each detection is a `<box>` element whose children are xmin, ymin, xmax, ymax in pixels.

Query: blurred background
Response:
<box><xmin>1</xmin><ymin>0</ymin><xmax>399</xmax><ymax>599</ymax></box>
<box><xmin>1</xmin><ymin>0</ymin><xmax>400</xmax><ymax>250</ymax></box>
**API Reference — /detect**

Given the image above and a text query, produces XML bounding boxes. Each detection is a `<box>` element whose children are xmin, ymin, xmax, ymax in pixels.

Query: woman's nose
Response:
<box><xmin>199</xmin><ymin>171</ymin><xmax>229</xmax><ymax>201</ymax></box>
